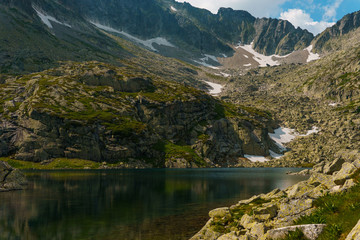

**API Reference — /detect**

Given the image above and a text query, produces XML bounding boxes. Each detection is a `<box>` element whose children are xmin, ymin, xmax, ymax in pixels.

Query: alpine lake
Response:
<box><xmin>0</xmin><ymin>168</ymin><xmax>308</xmax><ymax>240</ymax></box>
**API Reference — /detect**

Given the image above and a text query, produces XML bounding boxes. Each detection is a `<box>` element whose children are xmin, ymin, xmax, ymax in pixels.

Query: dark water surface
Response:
<box><xmin>0</xmin><ymin>168</ymin><xmax>307</xmax><ymax>240</ymax></box>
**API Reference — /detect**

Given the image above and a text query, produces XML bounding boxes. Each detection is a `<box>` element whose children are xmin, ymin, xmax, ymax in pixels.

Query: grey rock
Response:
<box><xmin>0</xmin><ymin>161</ymin><xmax>27</xmax><ymax>192</ymax></box>
<box><xmin>265</xmin><ymin>224</ymin><xmax>326</xmax><ymax>240</ymax></box>
<box><xmin>323</xmin><ymin>158</ymin><xmax>345</xmax><ymax>175</ymax></box>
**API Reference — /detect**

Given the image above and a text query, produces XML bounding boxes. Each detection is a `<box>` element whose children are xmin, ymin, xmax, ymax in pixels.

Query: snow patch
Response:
<box><xmin>269</xmin><ymin>126</ymin><xmax>320</xmax><ymax>151</ymax></box>
<box><xmin>90</xmin><ymin>21</ymin><xmax>175</xmax><ymax>52</ymax></box>
<box><xmin>193</xmin><ymin>54</ymin><xmax>219</xmax><ymax>68</ymax></box>
<box><xmin>33</xmin><ymin>6</ymin><xmax>71</xmax><ymax>29</ymax></box>
<box><xmin>236</xmin><ymin>42</ymin><xmax>290</xmax><ymax>67</ymax></box>
<box><xmin>329</xmin><ymin>102</ymin><xmax>338</xmax><ymax>107</ymax></box>
<box><xmin>306</xmin><ymin>45</ymin><xmax>320</xmax><ymax>62</ymax></box>
<box><xmin>170</xmin><ymin>6</ymin><xmax>177</xmax><ymax>12</ymax></box>
<box><xmin>203</xmin><ymin>81</ymin><xmax>223</xmax><ymax>96</ymax></box>
<box><xmin>243</xmin><ymin>63</ymin><xmax>252</xmax><ymax>67</ymax></box>
<box><xmin>220</xmin><ymin>72</ymin><xmax>231</xmax><ymax>77</ymax></box>
<box><xmin>244</xmin><ymin>155</ymin><xmax>269</xmax><ymax>163</ymax></box>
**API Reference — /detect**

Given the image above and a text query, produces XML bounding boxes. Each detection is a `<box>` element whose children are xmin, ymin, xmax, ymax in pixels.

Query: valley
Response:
<box><xmin>0</xmin><ymin>0</ymin><xmax>359</xmax><ymax>239</ymax></box>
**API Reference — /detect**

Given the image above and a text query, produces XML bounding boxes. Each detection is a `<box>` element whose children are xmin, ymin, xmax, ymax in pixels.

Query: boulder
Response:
<box><xmin>250</xmin><ymin>222</ymin><xmax>266</xmax><ymax>238</ymax></box>
<box><xmin>253</xmin><ymin>203</ymin><xmax>278</xmax><ymax>221</ymax></box>
<box><xmin>333</xmin><ymin>162</ymin><xmax>357</xmax><ymax>185</ymax></box>
<box><xmin>218</xmin><ymin>232</ymin><xmax>253</xmax><ymax>240</ymax></box>
<box><xmin>277</xmin><ymin>198</ymin><xmax>313</xmax><ymax>218</ymax></box>
<box><xmin>0</xmin><ymin>161</ymin><xmax>27</xmax><ymax>191</ymax></box>
<box><xmin>265</xmin><ymin>224</ymin><xmax>326</xmax><ymax>240</ymax></box>
<box><xmin>346</xmin><ymin>219</ymin><xmax>360</xmax><ymax>240</ymax></box>
<box><xmin>240</xmin><ymin>214</ymin><xmax>256</xmax><ymax>229</ymax></box>
<box><xmin>190</xmin><ymin>219</ymin><xmax>223</xmax><ymax>240</ymax></box>
<box><xmin>209</xmin><ymin>207</ymin><xmax>231</xmax><ymax>219</ymax></box>
<box><xmin>323</xmin><ymin>158</ymin><xmax>345</xmax><ymax>175</ymax></box>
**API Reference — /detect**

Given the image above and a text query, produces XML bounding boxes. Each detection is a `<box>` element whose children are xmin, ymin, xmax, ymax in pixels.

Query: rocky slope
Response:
<box><xmin>313</xmin><ymin>10</ymin><xmax>360</xmax><ymax>53</ymax></box>
<box><xmin>0</xmin><ymin>61</ymin><xmax>281</xmax><ymax>167</ymax></box>
<box><xmin>221</xmin><ymin>25</ymin><xmax>360</xmax><ymax>168</ymax></box>
<box><xmin>191</xmin><ymin>159</ymin><xmax>360</xmax><ymax>240</ymax></box>
<box><xmin>0</xmin><ymin>0</ymin><xmax>313</xmax><ymax>75</ymax></box>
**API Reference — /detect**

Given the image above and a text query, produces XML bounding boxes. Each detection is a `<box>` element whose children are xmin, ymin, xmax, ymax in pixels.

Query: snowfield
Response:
<box><xmin>306</xmin><ymin>45</ymin><xmax>320</xmax><ymax>62</ymax></box>
<box><xmin>203</xmin><ymin>81</ymin><xmax>224</xmax><ymax>96</ymax></box>
<box><xmin>244</xmin><ymin>155</ymin><xmax>269</xmax><ymax>163</ymax></box>
<box><xmin>90</xmin><ymin>22</ymin><xmax>175</xmax><ymax>52</ymax></box>
<box><xmin>245</xmin><ymin>126</ymin><xmax>320</xmax><ymax>162</ymax></box>
<box><xmin>236</xmin><ymin>43</ymin><xmax>285</xmax><ymax>67</ymax></box>
<box><xmin>33</xmin><ymin>6</ymin><xmax>71</xmax><ymax>29</ymax></box>
<box><xmin>194</xmin><ymin>54</ymin><xmax>220</xmax><ymax>68</ymax></box>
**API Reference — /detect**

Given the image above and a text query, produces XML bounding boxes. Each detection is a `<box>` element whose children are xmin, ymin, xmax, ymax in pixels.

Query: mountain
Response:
<box><xmin>0</xmin><ymin>0</ymin><xmax>313</xmax><ymax>74</ymax></box>
<box><xmin>313</xmin><ymin>10</ymin><xmax>360</xmax><ymax>53</ymax></box>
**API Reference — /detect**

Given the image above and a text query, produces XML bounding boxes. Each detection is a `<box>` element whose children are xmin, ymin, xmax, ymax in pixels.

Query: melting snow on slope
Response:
<box><xmin>220</xmin><ymin>72</ymin><xmax>231</xmax><ymax>77</ymax></box>
<box><xmin>33</xmin><ymin>6</ymin><xmax>71</xmax><ymax>29</ymax></box>
<box><xmin>269</xmin><ymin>126</ymin><xmax>320</xmax><ymax>151</ymax></box>
<box><xmin>246</xmin><ymin>126</ymin><xmax>320</xmax><ymax>162</ymax></box>
<box><xmin>194</xmin><ymin>54</ymin><xmax>220</xmax><ymax>69</ymax></box>
<box><xmin>203</xmin><ymin>81</ymin><xmax>223</xmax><ymax>96</ymax></box>
<box><xmin>90</xmin><ymin>22</ymin><xmax>175</xmax><ymax>52</ymax></box>
<box><xmin>170</xmin><ymin>6</ymin><xmax>177</xmax><ymax>12</ymax></box>
<box><xmin>236</xmin><ymin>43</ymin><xmax>284</xmax><ymax>67</ymax></box>
<box><xmin>306</xmin><ymin>45</ymin><xmax>320</xmax><ymax>63</ymax></box>
<box><xmin>244</xmin><ymin>155</ymin><xmax>269</xmax><ymax>163</ymax></box>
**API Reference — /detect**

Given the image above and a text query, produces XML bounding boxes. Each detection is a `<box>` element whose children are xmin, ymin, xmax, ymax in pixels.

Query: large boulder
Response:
<box><xmin>0</xmin><ymin>161</ymin><xmax>27</xmax><ymax>191</ymax></box>
<box><xmin>333</xmin><ymin>162</ymin><xmax>357</xmax><ymax>185</ymax></box>
<box><xmin>323</xmin><ymin>158</ymin><xmax>345</xmax><ymax>175</ymax></box>
<box><xmin>265</xmin><ymin>224</ymin><xmax>326</xmax><ymax>240</ymax></box>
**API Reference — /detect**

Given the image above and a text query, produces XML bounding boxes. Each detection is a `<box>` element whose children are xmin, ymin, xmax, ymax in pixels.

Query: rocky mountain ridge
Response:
<box><xmin>0</xmin><ymin>0</ymin><xmax>314</xmax><ymax>74</ymax></box>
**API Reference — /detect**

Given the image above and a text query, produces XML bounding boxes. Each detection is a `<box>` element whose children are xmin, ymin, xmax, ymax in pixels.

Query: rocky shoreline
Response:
<box><xmin>190</xmin><ymin>158</ymin><xmax>360</xmax><ymax>240</ymax></box>
<box><xmin>0</xmin><ymin>161</ymin><xmax>27</xmax><ymax>192</ymax></box>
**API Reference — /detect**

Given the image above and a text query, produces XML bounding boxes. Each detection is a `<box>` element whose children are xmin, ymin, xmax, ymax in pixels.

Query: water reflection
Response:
<box><xmin>0</xmin><ymin>168</ymin><xmax>307</xmax><ymax>240</ymax></box>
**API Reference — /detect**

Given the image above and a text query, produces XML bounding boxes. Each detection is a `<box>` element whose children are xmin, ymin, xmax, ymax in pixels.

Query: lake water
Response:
<box><xmin>0</xmin><ymin>168</ymin><xmax>307</xmax><ymax>240</ymax></box>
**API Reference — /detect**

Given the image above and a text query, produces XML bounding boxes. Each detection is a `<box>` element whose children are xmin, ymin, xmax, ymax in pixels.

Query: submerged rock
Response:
<box><xmin>0</xmin><ymin>161</ymin><xmax>27</xmax><ymax>192</ymax></box>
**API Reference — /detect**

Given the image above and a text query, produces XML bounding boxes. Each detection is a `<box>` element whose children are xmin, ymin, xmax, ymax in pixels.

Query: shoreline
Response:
<box><xmin>190</xmin><ymin>159</ymin><xmax>360</xmax><ymax>240</ymax></box>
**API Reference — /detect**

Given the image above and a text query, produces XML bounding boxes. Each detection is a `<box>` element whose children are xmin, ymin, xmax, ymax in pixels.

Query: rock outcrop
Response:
<box><xmin>0</xmin><ymin>161</ymin><xmax>27</xmax><ymax>191</ymax></box>
<box><xmin>0</xmin><ymin>62</ymin><xmax>279</xmax><ymax>167</ymax></box>
<box><xmin>191</xmin><ymin>159</ymin><xmax>360</xmax><ymax>239</ymax></box>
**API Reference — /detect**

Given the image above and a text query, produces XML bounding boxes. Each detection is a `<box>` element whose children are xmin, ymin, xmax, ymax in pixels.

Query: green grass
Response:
<box><xmin>295</xmin><ymin>171</ymin><xmax>360</xmax><ymax>240</ymax></box>
<box><xmin>279</xmin><ymin>228</ymin><xmax>308</xmax><ymax>240</ymax></box>
<box><xmin>154</xmin><ymin>141</ymin><xmax>207</xmax><ymax>167</ymax></box>
<box><xmin>0</xmin><ymin>157</ymin><xmax>101</xmax><ymax>169</ymax></box>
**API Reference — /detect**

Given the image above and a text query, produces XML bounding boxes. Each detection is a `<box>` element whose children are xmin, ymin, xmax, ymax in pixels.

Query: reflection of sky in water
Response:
<box><xmin>0</xmin><ymin>168</ymin><xmax>307</xmax><ymax>240</ymax></box>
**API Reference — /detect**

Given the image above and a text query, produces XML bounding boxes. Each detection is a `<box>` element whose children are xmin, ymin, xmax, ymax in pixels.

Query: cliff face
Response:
<box><xmin>313</xmin><ymin>10</ymin><xmax>360</xmax><ymax>53</ymax></box>
<box><xmin>0</xmin><ymin>62</ymin><xmax>278</xmax><ymax>167</ymax></box>
<box><xmin>0</xmin><ymin>0</ymin><xmax>314</xmax><ymax>75</ymax></box>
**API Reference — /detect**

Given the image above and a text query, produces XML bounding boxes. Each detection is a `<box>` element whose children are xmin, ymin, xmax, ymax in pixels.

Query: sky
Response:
<box><xmin>175</xmin><ymin>0</ymin><xmax>360</xmax><ymax>35</ymax></box>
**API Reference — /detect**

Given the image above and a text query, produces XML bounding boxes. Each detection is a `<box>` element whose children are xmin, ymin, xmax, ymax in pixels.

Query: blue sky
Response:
<box><xmin>175</xmin><ymin>0</ymin><xmax>360</xmax><ymax>35</ymax></box>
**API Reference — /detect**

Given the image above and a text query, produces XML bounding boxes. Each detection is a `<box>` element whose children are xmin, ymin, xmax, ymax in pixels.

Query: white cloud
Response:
<box><xmin>280</xmin><ymin>9</ymin><xmax>335</xmax><ymax>35</ymax></box>
<box><xmin>175</xmin><ymin>0</ymin><xmax>288</xmax><ymax>18</ymax></box>
<box><xmin>323</xmin><ymin>0</ymin><xmax>343</xmax><ymax>21</ymax></box>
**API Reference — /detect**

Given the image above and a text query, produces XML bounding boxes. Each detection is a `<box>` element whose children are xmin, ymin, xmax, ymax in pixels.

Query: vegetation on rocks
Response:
<box><xmin>191</xmin><ymin>160</ymin><xmax>360</xmax><ymax>240</ymax></box>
